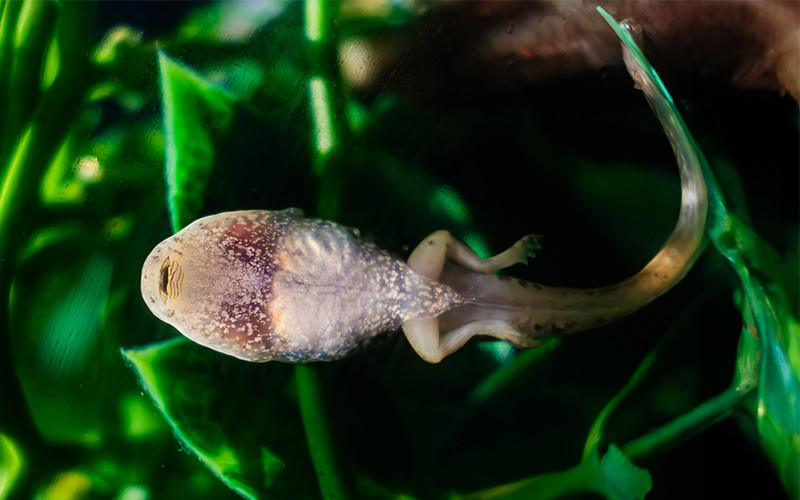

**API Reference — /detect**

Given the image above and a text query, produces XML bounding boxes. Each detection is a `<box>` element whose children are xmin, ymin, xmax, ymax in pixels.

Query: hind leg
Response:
<box><xmin>402</xmin><ymin>317</ymin><xmax>542</xmax><ymax>363</ymax></box>
<box><xmin>408</xmin><ymin>230</ymin><xmax>540</xmax><ymax>281</ymax></box>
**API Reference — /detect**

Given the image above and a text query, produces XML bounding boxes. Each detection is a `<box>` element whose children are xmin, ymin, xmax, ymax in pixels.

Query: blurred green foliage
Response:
<box><xmin>0</xmin><ymin>1</ymin><xmax>797</xmax><ymax>499</ymax></box>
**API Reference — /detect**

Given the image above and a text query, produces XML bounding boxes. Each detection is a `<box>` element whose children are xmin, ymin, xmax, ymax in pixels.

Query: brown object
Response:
<box><xmin>340</xmin><ymin>0</ymin><xmax>799</xmax><ymax>101</ymax></box>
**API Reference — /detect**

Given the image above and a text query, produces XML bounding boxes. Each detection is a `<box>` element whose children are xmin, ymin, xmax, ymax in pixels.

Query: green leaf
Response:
<box><xmin>9</xmin><ymin>245</ymin><xmax>114</xmax><ymax>444</ymax></box>
<box><xmin>710</xmin><ymin>200</ymin><xmax>800</xmax><ymax>493</ymax></box>
<box><xmin>159</xmin><ymin>49</ymin><xmax>235</xmax><ymax>231</ymax></box>
<box><xmin>591</xmin><ymin>445</ymin><xmax>652</xmax><ymax>500</ymax></box>
<box><xmin>172</xmin><ymin>2</ymin><xmax>307</xmax><ymax>115</ymax></box>
<box><xmin>121</xmin><ymin>338</ymin><xmax>319</xmax><ymax>499</ymax></box>
<box><xmin>0</xmin><ymin>433</ymin><xmax>24</xmax><ymax>500</ymax></box>
<box><xmin>176</xmin><ymin>1</ymin><xmax>289</xmax><ymax>45</ymax></box>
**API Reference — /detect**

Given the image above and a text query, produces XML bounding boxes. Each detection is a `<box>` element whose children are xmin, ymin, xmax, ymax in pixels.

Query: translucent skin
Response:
<box><xmin>141</xmin><ymin>16</ymin><xmax>707</xmax><ymax>364</ymax></box>
<box><xmin>140</xmin><ymin>208</ymin><xmax>461</xmax><ymax>362</ymax></box>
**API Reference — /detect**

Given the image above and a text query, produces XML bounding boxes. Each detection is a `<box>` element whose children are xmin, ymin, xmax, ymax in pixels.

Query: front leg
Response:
<box><xmin>407</xmin><ymin>230</ymin><xmax>540</xmax><ymax>280</ymax></box>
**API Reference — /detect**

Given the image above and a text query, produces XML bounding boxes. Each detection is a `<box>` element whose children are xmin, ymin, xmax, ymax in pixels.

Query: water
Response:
<box><xmin>1</xmin><ymin>2</ymin><xmax>796</xmax><ymax>499</ymax></box>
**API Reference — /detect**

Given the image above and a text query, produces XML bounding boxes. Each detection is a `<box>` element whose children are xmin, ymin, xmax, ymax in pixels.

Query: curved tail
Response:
<box><xmin>583</xmin><ymin>10</ymin><xmax>708</xmax><ymax>322</ymax></box>
<box><xmin>437</xmin><ymin>12</ymin><xmax>708</xmax><ymax>339</ymax></box>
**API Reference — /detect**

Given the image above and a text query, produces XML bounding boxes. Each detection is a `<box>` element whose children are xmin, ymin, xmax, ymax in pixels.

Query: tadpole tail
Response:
<box><xmin>588</xmin><ymin>9</ymin><xmax>708</xmax><ymax>315</ymax></box>
<box><xmin>441</xmin><ymin>11</ymin><xmax>709</xmax><ymax>338</ymax></box>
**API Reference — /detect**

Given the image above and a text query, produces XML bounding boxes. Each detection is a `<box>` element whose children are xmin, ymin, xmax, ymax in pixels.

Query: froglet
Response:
<box><xmin>140</xmin><ymin>20</ymin><xmax>708</xmax><ymax>364</ymax></box>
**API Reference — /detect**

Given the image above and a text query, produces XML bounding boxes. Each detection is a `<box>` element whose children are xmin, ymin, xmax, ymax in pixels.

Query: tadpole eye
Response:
<box><xmin>159</xmin><ymin>258</ymin><xmax>170</xmax><ymax>297</ymax></box>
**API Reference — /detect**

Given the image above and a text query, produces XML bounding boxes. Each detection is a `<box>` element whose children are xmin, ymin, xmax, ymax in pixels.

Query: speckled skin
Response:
<box><xmin>140</xmin><ymin>208</ymin><xmax>462</xmax><ymax>362</ymax></box>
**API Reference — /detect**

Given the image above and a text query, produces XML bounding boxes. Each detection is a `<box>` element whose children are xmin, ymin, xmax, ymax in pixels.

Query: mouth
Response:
<box><xmin>141</xmin><ymin>239</ymin><xmax>173</xmax><ymax>312</ymax></box>
<box><xmin>158</xmin><ymin>255</ymin><xmax>184</xmax><ymax>303</ymax></box>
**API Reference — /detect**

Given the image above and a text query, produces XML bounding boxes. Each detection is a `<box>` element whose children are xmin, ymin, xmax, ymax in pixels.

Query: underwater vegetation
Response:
<box><xmin>0</xmin><ymin>1</ymin><xmax>797</xmax><ymax>499</ymax></box>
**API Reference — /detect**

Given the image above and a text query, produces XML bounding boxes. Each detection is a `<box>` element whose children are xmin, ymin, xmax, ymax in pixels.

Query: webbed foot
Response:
<box><xmin>408</xmin><ymin>230</ymin><xmax>541</xmax><ymax>281</ymax></box>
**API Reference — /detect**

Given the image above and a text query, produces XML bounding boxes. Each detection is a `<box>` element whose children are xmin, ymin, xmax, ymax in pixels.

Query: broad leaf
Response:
<box><xmin>10</xmin><ymin>242</ymin><xmax>114</xmax><ymax>444</ymax></box>
<box><xmin>122</xmin><ymin>338</ymin><xmax>319</xmax><ymax>499</ymax></box>
<box><xmin>159</xmin><ymin>50</ymin><xmax>235</xmax><ymax>231</ymax></box>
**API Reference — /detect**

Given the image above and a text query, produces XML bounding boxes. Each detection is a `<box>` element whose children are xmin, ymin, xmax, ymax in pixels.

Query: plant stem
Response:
<box><xmin>304</xmin><ymin>0</ymin><xmax>350</xmax><ymax>220</ymax></box>
<box><xmin>3</xmin><ymin>0</ymin><xmax>57</xmax><ymax>158</ymax></box>
<box><xmin>623</xmin><ymin>385</ymin><xmax>751</xmax><ymax>461</ymax></box>
<box><xmin>295</xmin><ymin>364</ymin><xmax>351</xmax><ymax>500</ymax></box>
<box><xmin>454</xmin><ymin>458</ymin><xmax>598</xmax><ymax>500</ymax></box>
<box><xmin>0</xmin><ymin>0</ymin><xmax>21</xmax><ymax>91</ymax></box>
<box><xmin>583</xmin><ymin>342</ymin><xmax>658</xmax><ymax>459</ymax></box>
